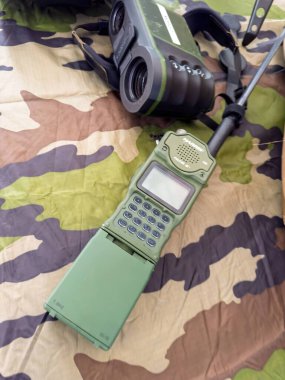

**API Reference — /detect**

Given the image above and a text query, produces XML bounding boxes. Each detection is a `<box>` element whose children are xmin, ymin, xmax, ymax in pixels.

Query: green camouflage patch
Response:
<box><xmin>0</xmin><ymin>0</ymin><xmax>110</xmax><ymax>32</ymax></box>
<box><xmin>0</xmin><ymin>130</ymin><xmax>156</xmax><ymax>230</ymax></box>
<box><xmin>196</xmin><ymin>0</ymin><xmax>285</xmax><ymax>19</ymax></box>
<box><xmin>233</xmin><ymin>349</ymin><xmax>285</xmax><ymax>379</ymax></box>
<box><xmin>0</xmin><ymin>236</ymin><xmax>21</xmax><ymax>252</ymax></box>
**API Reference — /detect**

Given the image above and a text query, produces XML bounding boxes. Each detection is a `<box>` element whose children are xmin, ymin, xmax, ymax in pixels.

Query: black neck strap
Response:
<box><xmin>184</xmin><ymin>8</ymin><xmax>238</xmax><ymax>52</ymax></box>
<box><xmin>73</xmin><ymin>20</ymin><xmax>120</xmax><ymax>91</ymax></box>
<box><xmin>184</xmin><ymin>8</ymin><xmax>244</xmax><ymax>104</ymax></box>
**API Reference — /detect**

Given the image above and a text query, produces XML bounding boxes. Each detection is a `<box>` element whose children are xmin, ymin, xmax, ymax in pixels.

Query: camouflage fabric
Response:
<box><xmin>0</xmin><ymin>0</ymin><xmax>285</xmax><ymax>379</ymax></box>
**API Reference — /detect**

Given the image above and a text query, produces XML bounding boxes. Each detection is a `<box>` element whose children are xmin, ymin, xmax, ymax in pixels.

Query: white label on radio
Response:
<box><xmin>157</xmin><ymin>3</ymin><xmax>181</xmax><ymax>46</ymax></box>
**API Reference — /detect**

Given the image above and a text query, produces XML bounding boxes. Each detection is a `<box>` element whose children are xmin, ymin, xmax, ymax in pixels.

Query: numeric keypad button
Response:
<box><xmin>118</xmin><ymin>219</ymin><xmax>127</xmax><ymax>228</ymax></box>
<box><xmin>133</xmin><ymin>217</ymin><xmax>142</xmax><ymax>226</ymax></box>
<box><xmin>128</xmin><ymin>225</ymin><xmax>137</xmax><ymax>234</ymax></box>
<box><xmin>138</xmin><ymin>210</ymin><xmax>147</xmax><ymax>218</ymax></box>
<box><xmin>137</xmin><ymin>231</ymin><xmax>146</xmax><ymax>241</ymax></box>
<box><xmin>147</xmin><ymin>216</ymin><xmax>156</xmax><ymax>225</ymax></box>
<box><xmin>123</xmin><ymin>211</ymin><xmax>133</xmax><ymax>219</ymax></box>
<box><xmin>129</xmin><ymin>203</ymin><xmax>138</xmax><ymax>212</ymax></box>
<box><xmin>143</xmin><ymin>202</ymin><xmax>152</xmax><ymax>211</ymax></box>
<box><xmin>147</xmin><ymin>238</ymin><xmax>156</xmax><ymax>247</ymax></box>
<box><xmin>152</xmin><ymin>208</ymin><xmax>161</xmax><ymax>217</ymax></box>
<box><xmin>157</xmin><ymin>222</ymin><xmax>165</xmax><ymax>231</ymax></box>
<box><xmin>134</xmin><ymin>196</ymin><xmax>142</xmax><ymax>204</ymax></box>
<box><xmin>161</xmin><ymin>214</ymin><xmax>170</xmax><ymax>223</ymax></box>
<box><xmin>143</xmin><ymin>224</ymin><xmax>151</xmax><ymax>233</ymax></box>
<box><xmin>152</xmin><ymin>230</ymin><xmax>161</xmax><ymax>239</ymax></box>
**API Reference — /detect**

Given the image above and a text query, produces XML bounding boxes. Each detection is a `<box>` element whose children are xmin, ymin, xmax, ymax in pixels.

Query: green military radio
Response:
<box><xmin>44</xmin><ymin>130</ymin><xmax>216</xmax><ymax>350</ymax></box>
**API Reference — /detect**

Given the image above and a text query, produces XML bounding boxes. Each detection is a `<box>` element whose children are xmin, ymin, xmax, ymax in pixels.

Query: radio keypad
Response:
<box><xmin>116</xmin><ymin>194</ymin><xmax>172</xmax><ymax>252</ymax></box>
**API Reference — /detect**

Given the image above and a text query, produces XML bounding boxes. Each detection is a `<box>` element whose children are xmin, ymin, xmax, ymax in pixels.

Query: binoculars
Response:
<box><xmin>107</xmin><ymin>0</ymin><xmax>215</xmax><ymax>118</ymax></box>
<box><xmin>74</xmin><ymin>0</ymin><xmax>217</xmax><ymax>118</ymax></box>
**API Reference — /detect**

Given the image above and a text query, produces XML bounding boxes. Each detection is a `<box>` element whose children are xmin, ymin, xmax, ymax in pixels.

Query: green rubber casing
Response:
<box><xmin>44</xmin><ymin>131</ymin><xmax>216</xmax><ymax>350</ymax></box>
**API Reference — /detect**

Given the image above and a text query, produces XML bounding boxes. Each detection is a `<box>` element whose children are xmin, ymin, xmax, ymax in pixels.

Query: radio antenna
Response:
<box><xmin>208</xmin><ymin>28</ymin><xmax>285</xmax><ymax>157</ymax></box>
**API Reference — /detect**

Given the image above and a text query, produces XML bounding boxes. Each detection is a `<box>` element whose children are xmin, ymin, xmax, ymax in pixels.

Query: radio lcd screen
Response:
<box><xmin>138</xmin><ymin>162</ymin><xmax>195</xmax><ymax>214</ymax></box>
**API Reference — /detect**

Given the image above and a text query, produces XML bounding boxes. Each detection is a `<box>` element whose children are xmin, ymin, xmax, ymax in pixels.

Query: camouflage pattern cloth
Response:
<box><xmin>0</xmin><ymin>0</ymin><xmax>285</xmax><ymax>379</ymax></box>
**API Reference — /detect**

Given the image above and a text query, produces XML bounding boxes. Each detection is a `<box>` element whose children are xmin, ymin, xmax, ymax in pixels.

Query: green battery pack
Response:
<box><xmin>44</xmin><ymin>130</ymin><xmax>216</xmax><ymax>350</ymax></box>
<box><xmin>45</xmin><ymin>229</ymin><xmax>154</xmax><ymax>350</ymax></box>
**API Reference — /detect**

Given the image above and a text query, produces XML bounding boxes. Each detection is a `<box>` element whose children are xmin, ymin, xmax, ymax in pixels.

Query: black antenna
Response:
<box><xmin>208</xmin><ymin>28</ymin><xmax>285</xmax><ymax>157</ymax></box>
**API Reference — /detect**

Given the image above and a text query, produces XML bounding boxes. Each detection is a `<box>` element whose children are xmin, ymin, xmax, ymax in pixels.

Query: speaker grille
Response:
<box><xmin>176</xmin><ymin>144</ymin><xmax>200</xmax><ymax>164</ymax></box>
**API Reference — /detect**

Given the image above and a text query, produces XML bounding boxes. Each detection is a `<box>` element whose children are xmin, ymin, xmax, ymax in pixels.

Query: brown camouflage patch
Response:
<box><xmin>0</xmin><ymin>90</ymin><xmax>170</xmax><ymax>167</ymax></box>
<box><xmin>74</xmin><ymin>281</ymin><xmax>285</xmax><ymax>380</ymax></box>
<box><xmin>275</xmin><ymin>227</ymin><xmax>285</xmax><ymax>250</ymax></box>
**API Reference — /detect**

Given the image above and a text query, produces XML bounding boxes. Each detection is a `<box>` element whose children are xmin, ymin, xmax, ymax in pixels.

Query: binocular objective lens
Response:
<box><xmin>111</xmin><ymin>2</ymin><xmax>125</xmax><ymax>34</ymax></box>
